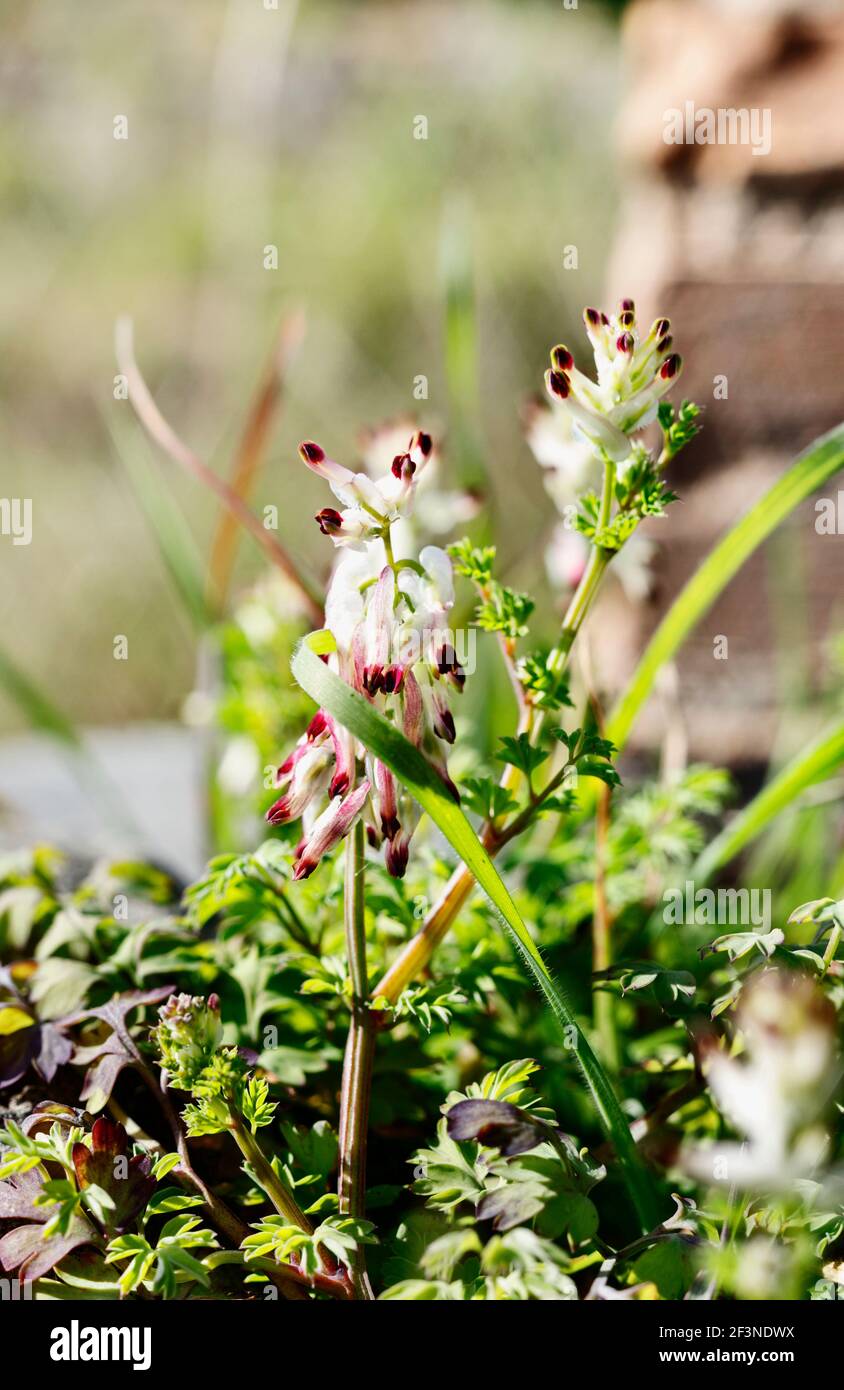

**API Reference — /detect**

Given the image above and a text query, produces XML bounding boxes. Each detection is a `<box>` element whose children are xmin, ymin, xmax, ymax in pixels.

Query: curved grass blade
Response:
<box><xmin>440</xmin><ymin>199</ymin><xmax>486</xmax><ymax>497</ymax></box>
<box><xmin>291</xmin><ymin>633</ymin><xmax>660</xmax><ymax>1229</ymax></box>
<box><xmin>0</xmin><ymin>645</ymin><xmax>141</xmax><ymax>840</ymax></box>
<box><xmin>692</xmin><ymin>719</ymin><xmax>844</xmax><ymax>884</ymax></box>
<box><xmin>106</xmin><ymin>413</ymin><xmax>211</xmax><ymax>634</ymax></box>
<box><xmin>0</xmin><ymin>645</ymin><xmax>82</xmax><ymax>747</ymax></box>
<box><xmin>608</xmin><ymin>424</ymin><xmax>844</xmax><ymax>751</ymax></box>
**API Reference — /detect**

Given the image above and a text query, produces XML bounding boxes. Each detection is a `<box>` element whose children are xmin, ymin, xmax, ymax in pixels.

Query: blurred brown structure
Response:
<box><xmin>603</xmin><ymin>0</ymin><xmax>844</xmax><ymax>764</ymax></box>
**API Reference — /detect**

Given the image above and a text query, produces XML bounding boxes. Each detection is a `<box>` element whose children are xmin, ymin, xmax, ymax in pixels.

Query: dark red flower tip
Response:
<box><xmin>382</xmin><ymin>664</ymin><xmax>405</xmax><ymax>695</ymax></box>
<box><xmin>436</xmin><ymin>708</ymin><xmax>456</xmax><ymax>743</ymax></box>
<box><xmin>391</xmin><ymin>452</ymin><xmax>416</xmax><ymax>480</ymax></box>
<box><xmin>362</xmin><ymin>665</ymin><xmax>384</xmax><ymax>696</ymax></box>
<box><xmin>601</xmin><ymin>312</ymin><xmax>610</xmax><ymax>326</ymax></box>
<box><xmin>547</xmin><ymin>369</ymin><xmax>570</xmax><ymax>399</ymax></box>
<box><xmin>550</xmin><ymin>344</ymin><xmax>574</xmax><ymax>371</ymax></box>
<box><xmin>307</xmin><ymin>711</ymin><xmax>328</xmax><ymax>740</ymax></box>
<box><xmin>660</xmin><ymin>353</ymin><xmax>682</xmax><ymax>380</ymax></box>
<box><xmin>380</xmin><ymin>813</ymin><xmax>401</xmax><ymax>841</ymax></box>
<box><xmin>385</xmin><ymin>837</ymin><xmax>409</xmax><ymax>879</ymax></box>
<box><xmin>300</xmin><ymin>440</ymin><xmax>325</xmax><ymax>465</ymax></box>
<box><xmin>292</xmin><ymin>858</ymin><xmax>317</xmax><ymax>881</ymax></box>
<box><xmin>208</xmin><ymin>993</ymin><xmax>220</xmax><ymax>1013</ymax></box>
<box><xmin>411</xmin><ymin>430</ymin><xmax>433</xmax><ymax>458</ymax></box>
<box><xmin>657</xmin><ymin>335</ymin><xmax>673</xmax><ymax>355</ymax></box>
<box><xmin>620</xmin><ymin>297</ymin><xmax>635</xmax><ymax>313</ymax></box>
<box><xmin>437</xmin><ymin>643</ymin><xmax>460</xmax><ymax>674</ymax></box>
<box><xmin>654</xmin><ymin>318</ymin><xmax>670</xmax><ymax>338</ymax></box>
<box><xmin>329</xmin><ymin>770</ymin><xmax>350</xmax><ymax>798</ymax></box>
<box><xmin>619</xmin><ymin>310</ymin><xmax>635</xmax><ymax>329</ymax></box>
<box><xmin>616</xmin><ymin>332</ymin><xmax>634</xmax><ymax>354</ymax></box>
<box><xmin>366</xmin><ymin>824</ymin><xmax>380</xmax><ymax>849</ymax></box>
<box><xmin>266</xmin><ymin>795</ymin><xmax>293</xmax><ymax>825</ymax></box>
<box><xmin>315</xmin><ymin>507</ymin><xmax>343</xmax><ymax>535</ymax></box>
<box><xmin>584</xmin><ymin>307</ymin><xmax>602</xmax><ymax>327</ymax></box>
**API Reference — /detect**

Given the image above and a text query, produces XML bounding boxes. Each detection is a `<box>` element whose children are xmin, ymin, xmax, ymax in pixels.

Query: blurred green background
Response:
<box><xmin>0</xmin><ymin>0</ymin><xmax>623</xmax><ymax>732</ymax></box>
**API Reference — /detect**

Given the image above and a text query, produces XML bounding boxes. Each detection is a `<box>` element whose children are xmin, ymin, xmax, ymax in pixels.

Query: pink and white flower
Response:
<box><xmin>542</xmin><ymin>300</ymin><xmax>682</xmax><ymax>464</ymax></box>
<box><xmin>265</xmin><ymin>441</ymin><xmax>465</xmax><ymax>879</ymax></box>
<box><xmin>299</xmin><ymin>431</ymin><xmax>435</xmax><ymax>549</ymax></box>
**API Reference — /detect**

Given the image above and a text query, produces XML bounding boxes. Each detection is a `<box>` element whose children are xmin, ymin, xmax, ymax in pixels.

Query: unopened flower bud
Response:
<box><xmin>153</xmin><ymin>993</ymin><xmax>223</xmax><ymax>1092</ymax></box>
<box><xmin>546</xmin><ymin>369</ymin><xmax>570</xmax><ymax>399</ymax></box>
<box><xmin>300</xmin><ymin>440</ymin><xmax>325</xmax><ymax>466</ymax></box>
<box><xmin>550</xmin><ymin>345</ymin><xmax>574</xmax><ymax>371</ymax></box>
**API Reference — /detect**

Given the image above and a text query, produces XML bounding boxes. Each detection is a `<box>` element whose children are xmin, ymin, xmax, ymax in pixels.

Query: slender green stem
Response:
<box><xmin>337</xmin><ymin>816</ymin><xmax>375</xmax><ymax>1298</ymax></box>
<box><xmin>229</xmin><ymin>1111</ymin><xmax>312</xmax><ymax>1232</ymax></box>
<box><xmin>550</xmin><ymin>456</ymin><xmax>615</xmax><ymax>673</ymax></box>
<box><xmin>344</xmin><ymin>816</ymin><xmax>368</xmax><ymax>1001</ymax></box>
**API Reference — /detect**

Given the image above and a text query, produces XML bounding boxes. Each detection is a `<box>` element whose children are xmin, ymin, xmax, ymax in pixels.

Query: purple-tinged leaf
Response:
<box><xmin>34</xmin><ymin>1022</ymin><xmax>73</xmax><ymax>1082</ymax></box>
<box><xmin>0</xmin><ymin>1220</ymin><xmax>94</xmax><ymax>1282</ymax></box>
<box><xmin>446</xmin><ymin>1099</ymin><xmax>549</xmax><ymax>1157</ymax></box>
<box><xmin>0</xmin><ymin>1168</ymin><xmax>46</xmax><ymax>1222</ymax></box>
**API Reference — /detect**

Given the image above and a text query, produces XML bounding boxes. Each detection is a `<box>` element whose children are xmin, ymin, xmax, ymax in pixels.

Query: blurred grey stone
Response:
<box><xmin>0</xmin><ymin>723</ymin><xmax>206</xmax><ymax>881</ymax></box>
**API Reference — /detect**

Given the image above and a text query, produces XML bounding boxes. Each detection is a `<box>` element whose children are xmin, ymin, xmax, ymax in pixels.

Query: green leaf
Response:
<box><xmin>608</xmin><ymin>424</ymin><xmax>844</xmax><ymax>751</ymax></box>
<box><xmin>691</xmin><ymin>720</ymin><xmax>844</xmax><ymax>883</ymax></box>
<box><xmin>151</xmin><ymin>1153</ymin><xmax>183</xmax><ymax>1180</ymax></box>
<box><xmin>475</xmin><ymin>585</ymin><xmax>534</xmax><ymax>639</ymax></box>
<box><xmin>144</xmin><ymin>1187</ymin><xmax>203</xmax><ymax>1216</ymax></box>
<box><xmin>449</xmin><ymin>539</ymin><xmax>496</xmax><ymax>586</ymax></box>
<box><xmin>700</xmin><ymin>927</ymin><xmax>784</xmax><ymax>963</ymax></box>
<box><xmin>29</xmin><ymin>958</ymin><xmax>99</xmax><ymax>1018</ymax></box>
<box><xmin>413</xmin><ymin>1121</ymin><xmax>486</xmax><ymax>1211</ymax></box>
<box><xmin>633</xmin><ymin>1237</ymin><xmax>694</xmax><ymax>1299</ymax></box>
<box><xmin>291</xmin><ymin>634</ymin><xmax>660</xmax><ymax>1230</ymax></box>
<box><xmin>459</xmin><ymin>1058</ymin><xmax>542</xmax><ymax>1106</ymax></box>
<box><xmin>241</xmin><ymin>1075</ymin><xmax>277</xmax><ymax>1132</ymax></box>
<box><xmin>575</xmin><ymin>759</ymin><xmax>621</xmax><ymax>789</ymax></box>
<box><xmin>495</xmin><ymin>734</ymin><xmax>548</xmax><ymax>782</ymax></box>
<box><xmin>789</xmin><ymin>898</ymin><xmax>844</xmax><ymax>930</ymax></box>
<box><xmin>460</xmin><ymin>776</ymin><xmax>519</xmax><ymax>824</ymax></box>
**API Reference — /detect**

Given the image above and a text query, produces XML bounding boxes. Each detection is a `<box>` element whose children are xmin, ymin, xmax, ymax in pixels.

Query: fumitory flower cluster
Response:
<box><xmin>544</xmin><ymin>299</ymin><xmax>682</xmax><ymax>461</ymax></box>
<box><xmin>152</xmin><ymin>992</ymin><xmax>222</xmax><ymax>1090</ymax></box>
<box><xmin>266</xmin><ymin>428</ymin><xmax>465</xmax><ymax>879</ymax></box>
<box><xmin>684</xmin><ymin>970</ymin><xmax>838</xmax><ymax>1190</ymax></box>
<box><xmin>525</xmin><ymin>299</ymin><xmax>684</xmax><ymax>600</ymax></box>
